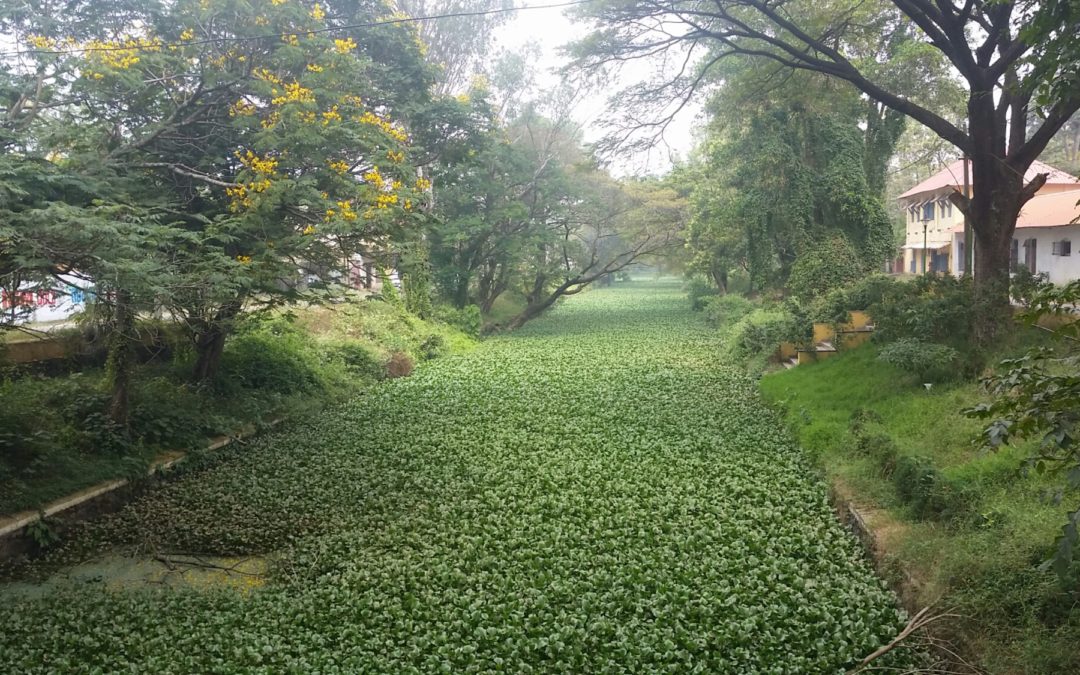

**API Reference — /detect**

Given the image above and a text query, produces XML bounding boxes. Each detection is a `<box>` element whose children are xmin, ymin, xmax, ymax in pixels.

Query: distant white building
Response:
<box><xmin>1</xmin><ymin>275</ymin><xmax>93</xmax><ymax>325</ymax></box>
<box><xmin>949</xmin><ymin>188</ymin><xmax>1080</xmax><ymax>284</ymax></box>
<box><xmin>896</xmin><ymin>159</ymin><xmax>1080</xmax><ymax>283</ymax></box>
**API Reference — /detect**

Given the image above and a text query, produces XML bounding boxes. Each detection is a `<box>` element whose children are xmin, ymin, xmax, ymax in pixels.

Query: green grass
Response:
<box><xmin>0</xmin><ymin>281</ymin><xmax>917</xmax><ymax>673</ymax></box>
<box><xmin>0</xmin><ymin>298</ymin><xmax>474</xmax><ymax>515</ymax></box>
<box><xmin>760</xmin><ymin>342</ymin><xmax>1080</xmax><ymax>674</ymax></box>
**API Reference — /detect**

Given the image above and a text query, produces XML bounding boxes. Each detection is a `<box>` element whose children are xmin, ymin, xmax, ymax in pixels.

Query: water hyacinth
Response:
<box><xmin>0</xmin><ymin>280</ymin><xmax>918</xmax><ymax>673</ymax></box>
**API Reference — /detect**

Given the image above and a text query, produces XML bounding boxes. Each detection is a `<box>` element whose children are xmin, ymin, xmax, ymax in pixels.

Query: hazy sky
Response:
<box><xmin>492</xmin><ymin>1</ymin><xmax>700</xmax><ymax>174</ymax></box>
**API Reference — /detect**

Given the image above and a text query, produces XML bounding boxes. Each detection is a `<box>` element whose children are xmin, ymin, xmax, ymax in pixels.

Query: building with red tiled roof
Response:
<box><xmin>896</xmin><ymin>160</ymin><xmax>1079</xmax><ymax>281</ymax></box>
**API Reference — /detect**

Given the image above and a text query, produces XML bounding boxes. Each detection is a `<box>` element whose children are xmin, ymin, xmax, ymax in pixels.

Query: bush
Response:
<box><xmin>433</xmin><ymin>304</ymin><xmax>482</xmax><ymax>338</ymax></box>
<box><xmin>730</xmin><ymin>307</ymin><xmax>807</xmax><ymax>355</ymax></box>
<box><xmin>217</xmin><ymin>319</ymin><xmax>327</xmax><ymax>395</ymax></box>
<box><xmin>892</xmin><ymin>455</ymin><xmax>977</xmax><ymax>522</ymax></box>
<box><xmin>327</xmin><ymin>341</ymin><xmax>386</xmax><ymax>381</ymax></box>
<box><xmin>787</xmin><ymin>236</ymin><xmax>864</xmax><ymax>300</ymax></box>
<box><xmin>686</xmin><ymin>275</ymin><xmax>720</xmax><ymax>311</ymax></box>
<box><xmin>877</xmin><ymin>338</ymin><xmax>960</xmax><ymax>383</ymax></box>
<box><xmin>419</xmin><ymin>334</ymin><xmax>447</xmax><ymax>360</ymax></box>
<box><xmin>1010</xmin><ymin>264</ymin><xmax>1050</xmax><ymax>305</ymax></box>
<box><xmin>386</xmin><ymin>351</ymin><xmax>414</xmax><ymax>378</ymax></box>
<box><xmin>844</xmin><ymin>274</ymin><xmax>898</xmax><ymax>311</ymax></box>
<box><xmin>702</xmin><ymin>294</ymin><xmax>754</xmax><ymax>327</ymax></box>
<box><xmin>870</xmin><ymin>274</ymin><xmax>976</xmax><ymax>348</ymax></box>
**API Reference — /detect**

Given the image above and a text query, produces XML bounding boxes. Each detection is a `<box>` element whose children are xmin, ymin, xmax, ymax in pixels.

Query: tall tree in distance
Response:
<box><xmin>572</xmin><ymin>0</ymin><xmax>1080</xmax><ymax>341</ymax></box>
<box><xmin>396</xmin><ymin>0</ymin><xmax>514</xmax><ymax>94</ymax></box>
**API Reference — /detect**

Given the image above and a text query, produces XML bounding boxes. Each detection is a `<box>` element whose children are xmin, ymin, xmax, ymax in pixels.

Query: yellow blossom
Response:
<box><xmin>229</xmin><ymin>98</ymin><xmax>257</xmax><ymax>117</ymax></box>
<box><xmin>336</xmin><ymin>199</ymin><xmax>357</xmax><ymax>220</ymax></box>
<box><xmin>254</xmin><ymin>68</ymin><xmax>282</xmax><ymax>85</ymax></box>
<box><xmin>386</xmin><ymin>150</ymin><xmax>404</xmax><ymax>163</ymax></box>
<box><xmin>298</xmin><ymin>111</ymin><xmax>316</xmax><ymax>124</ymax></box>
<box><xmin>306</xmin><ymin>63</ymin><xmax>324</xmax><ymax>72</ymax></box>
<box><xmin>310</xmin><ymin>3</ymin><xmax>325</xmax><ymax>20</ymax></box>
<box><xmin>261</xmin><ymin>111</ymin><xmax>282</xmax><ymax>129</ymax></box>
<box><xmin>321</xmin><ymin>106</ymin><xmax>341</xmax><ymax>125</ymax></box>
<box><xmin>328</xmin><ymin>160</ymin><xmax>350</xmax><ymax>174</ymax></box>
<box><xmin>180</xmin><ymin>28</ymin><xmax>195</xmax><ymax>41</ymax></box>
<box><xmin>254</xmin><ymin>15</ymin><xmax>269</xmax><ymax>26</ymax></box>
<box><xmin>28</xmin><ymin>35</ymin><xmax>54</xmax><ymax>49</ymax></box>
<box><xmin>271</xmin><ymin>81</ymin><xmax>315</xmax><ymax>105</ymax></box>
<box><xmin>333</xmin><ymin>37</ymin><xmax>356</xmax><ymax>53</ymax></box>
<box><xmin>237</xmin><ymin>150</ymin><xmax>278</xmax><ymax>176</ymax></box>
<box><xmin>282</xmin><ymin>33</ymin><xmax>299</xmax><ymax>46</ymax></box>
<box><xmin>362</xmin><ymin>166</ymin><xmax>384</xmax><ymax>189</ymax></box>
<box><xmin>303</xmin><ymin>224</ymin><xmax>317</xmax><ymax>235</ymax></box>
<box><xmin>236</xmin><ymin>255</ymin><xmax>252</xmax><ymax>264</ymax></box>
<box><xmin>415</xmin><ymin>176</ymin><xmax>432</xmax><ymax>191</ymax></box>
<box><xmin>271</xmin><ymin>0</ymin><xmax>287</xmax><ymax>5</ymax></box>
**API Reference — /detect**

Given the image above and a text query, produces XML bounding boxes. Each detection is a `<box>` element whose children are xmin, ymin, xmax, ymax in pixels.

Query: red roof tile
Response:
<box><xmin>951</xmin><ymin>189</ymin><xmax>1080</xmax><ymax>232</ymax></box>
<box><xmin>899</xmin><ymin>159</ymin><xmax>1077</xmax><ymax>200</ymax></box>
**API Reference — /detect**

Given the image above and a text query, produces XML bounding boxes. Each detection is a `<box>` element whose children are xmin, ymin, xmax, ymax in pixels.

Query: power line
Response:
<box><xmin>0</xmin><ymin>0</ymin><xmax>597</xmax><ymax>59</ymax></box>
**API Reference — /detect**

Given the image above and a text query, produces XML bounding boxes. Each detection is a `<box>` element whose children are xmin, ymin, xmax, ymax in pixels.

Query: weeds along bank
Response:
<box><xmin>1</xmin><ymin>280</ymin><xmax>919</xmax><ymax>672</ymax></box>
<box><xmin>0</xmin><ymin>297</ymin><xmax>476</xmax><ymax>515</ymax></box>
<box><xmin>688</xmin><ymin>275</ymin><xmax>1080</xmax><ymax>672</ymax></box>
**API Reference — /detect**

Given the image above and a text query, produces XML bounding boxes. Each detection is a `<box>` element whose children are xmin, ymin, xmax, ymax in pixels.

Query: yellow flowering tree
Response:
<box><xmin>24</xmin><ymin>0</ymin><xmax>433</xmax><ymax>381</ymax></box>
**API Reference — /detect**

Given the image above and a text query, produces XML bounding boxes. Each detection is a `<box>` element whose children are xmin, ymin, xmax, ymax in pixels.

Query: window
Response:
<box><xmin>1023</xmin><ymin>238</ymin><xmax>1037</xmax><ymax>273</ymax></box>
<box><xmin>922</xmin><ymin>202</ymin><xmax>935</xmax><ymax>221</ymax></box>
<box><xmin>910</xmin><ymin>255</ymin><xmax>916</xmax><ymax>273</ymax></box>
<box><xmin>1010</xmin><ymin>238</ymin><xmax>1019</xmax><ymax>272</ymax></box>
<box><xmin>1052</xmin><ymin>240</ymin><xmax>1072</xmax><ymax>257</ymax></box>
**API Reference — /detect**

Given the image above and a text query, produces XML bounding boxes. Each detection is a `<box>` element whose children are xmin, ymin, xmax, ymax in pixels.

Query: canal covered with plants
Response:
<box><xmin>0</xmin><ymin>280</ymin><xmax>915</xmax><ymax>672</ymax></box>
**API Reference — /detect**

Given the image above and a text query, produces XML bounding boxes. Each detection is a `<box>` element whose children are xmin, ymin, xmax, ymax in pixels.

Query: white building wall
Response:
<box><xmin>1027</xmin><ymin>224</ymin><xmax>1080</xmax><ymax>285</ymax></box>
<box><xmin>949</xmin><ymin>225</ymin><xmax>1080</xmax><ymax>285</ymax></box>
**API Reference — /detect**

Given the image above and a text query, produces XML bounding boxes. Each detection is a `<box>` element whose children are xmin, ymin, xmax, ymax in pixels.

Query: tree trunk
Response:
<box><xmin>192</xmin><ymin>325</ymin><xmax>228</xmax><ymax>384</ymax></box>
<box><xmin>965</xmin><ymin>152</ymin><xmax>1029</xmax><ymax>344</ymax></box>
<box><xmin>710</xmin><ymin>267</ymin><xmax>728</xmax><ymax>294</ymax></box>
<box><xmin>452</xmin><ymin>272</ymin><xmax>471</xmax><ymax>309</ymax></box>
<box><xmin>106</xmin><ymin>290</ymin><xmax>134</xmax><ymax>429</ymax></box>
<box><xmin>192</xmin><ymin>302</ymin><xmax>241</xmax><ymax>384</ymax></box>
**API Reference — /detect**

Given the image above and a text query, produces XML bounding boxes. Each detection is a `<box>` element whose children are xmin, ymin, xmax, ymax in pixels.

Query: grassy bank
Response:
<box><xmin>760</xmin><ymin>343</ymin><xmax>1079</xmax><ymax>673</ymax></box>
<box><xmin>0</xmin><ymin>297</ymin><xmax>474</xmax><ymax>515</ymax></box>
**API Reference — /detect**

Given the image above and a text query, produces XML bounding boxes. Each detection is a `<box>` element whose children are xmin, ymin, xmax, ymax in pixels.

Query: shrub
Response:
<box><xmin>892</xmin><ymin>455</ymin><xmax>977</xmax><ymax>521</ymax></box>
<box><xmin>1010</xmin><ymin>264</ymin><xmax>1050</xmax><ymax>306</ymax></box>
<box><xmin>420</xmin><ymin>334</ymin><xmax>447</xmax><ymax>360</ymax></box>
<box><xmin>877</xmin><ymin>338</ymin><xmax>959</xmax><ymax>383</ymax></box>
<box><xmin>129</xmin><ymin>376</ymin><xmax>213</xmax><ymax>450</ymax></box>
<box><xmin>787</xmin><ymin>236</ymin><xmax>863</xmax><ymax>300</ymax></box>
<box><xmin>702</xmin><ymin>294</ymin><xmax>754</xmax><ymax>327</ymax></box>
<box><xmin>217</xmin><ymin>319</ymin><xmax>326</xmax><ymax>395</ymax></box>
<box><xmin>327</xmin><ymin>341</ymin><xmax>386</xmax><ymax>381</ymax></box>
<box><xmin>686</xmin><ymin>275</ymin><xmax>720</xmax><ymax>311</ymax></box>
<box><xmin>845</xmin><ymin>275</ymin><xmax>898</xmax><ymax>311</ymax></box>
<box><xmin>869</xmin><ymin>274</ymin><xmax>976</xmax><ymax>348</ymax></box>
<box><xmin>433</xmin><ymin>304</ymin><xmax>482</xmax><ymax>338</ymax></box>
<box><xmin>386</xmin><ymin>351</ymin><xmax>414</xmax><ymax>378</ymax></box>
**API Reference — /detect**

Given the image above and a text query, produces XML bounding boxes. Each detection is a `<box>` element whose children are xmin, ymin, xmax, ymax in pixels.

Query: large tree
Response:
<box><xmin>573</xmin><ymin>0</ymin><xmax>1080</xmax><ymax>340</ymax></box>
<box><xmin>21</xmin><ymin>0</ymin><xmax>432</xmax><ymax>382</ymax></box>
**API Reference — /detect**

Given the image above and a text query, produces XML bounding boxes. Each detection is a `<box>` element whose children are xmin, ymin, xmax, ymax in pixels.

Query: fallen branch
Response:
<box><xmin>847</xmin><ymin>606</ymin><xmax>964</xmax><ymax>674</ymax></box>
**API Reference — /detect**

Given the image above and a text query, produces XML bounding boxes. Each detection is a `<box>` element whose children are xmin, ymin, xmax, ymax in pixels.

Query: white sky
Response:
<box><xmin>492</xmin><ymin>2</ymin><xmax>701</xmax><ymax>175</ymax></box>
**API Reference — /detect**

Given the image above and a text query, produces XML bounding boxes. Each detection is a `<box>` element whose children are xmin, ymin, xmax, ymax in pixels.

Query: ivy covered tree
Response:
<box><xmin>683</xmin><ymin>65</ymin><xmax>898</xmax><ymax>296</ymax></box>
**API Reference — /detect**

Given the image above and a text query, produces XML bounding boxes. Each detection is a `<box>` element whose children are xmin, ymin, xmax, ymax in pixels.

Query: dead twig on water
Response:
<box><xmin>847</xmin><ymin>606</ymin><xmax>975</xmax><ymax>674</ymax></box>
